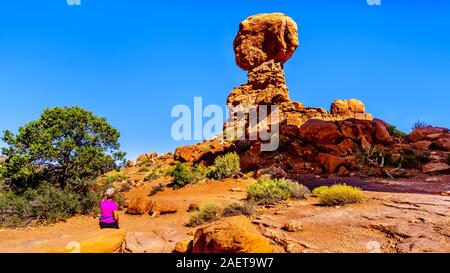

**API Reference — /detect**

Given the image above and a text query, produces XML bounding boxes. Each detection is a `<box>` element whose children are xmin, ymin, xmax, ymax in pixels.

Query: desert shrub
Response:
<box><xmin>169</xmin><ymin>163</ymin><xmax>209</xmax><ymax>189</ymax></box>
<box><xmin>223</xmin><ymin>201</ymin><xmax>256</xmax><ymax>217</ymax></box>
<box><xmin>144</xmin><ymin>168</ymin><xmax>167</xmax><ymax>182</ymax></box>
<box><xmin>312</xmin><ymin>186</ymin><xmax>329</xmax><ymax>196</ymax></box>
<box><xmin>247</xmin><ymin>176</ymin><xmax>291</xmax><ymax>205</ymax></box>
<box><xmin>149</xmin><ymin>183</ymin><xmax>166</xmax><ymax>196</ymax></box>
<box><xmin>106</xmin><ymin>173</ymin><xmax>128</xmax><ymax>184</ymax></box>
<box><xmin>236</xmin><ymin>141</ymin><xmax>252</xmax><ymax>153</ymax></box>
<box><xmin>244</xmin><ymin>171</ymin><xmax>255</xmax><ymax>178</ymax></box>
<box><xmin>286</xmin><ymin>180</ymin><xmax>311</xmax><ymax>199</ymax></box>
<box><xmin>356</xmin><ymin>147</ymin><xmax>394</xmax><ymax>167</ymax></box>
<box><xmin>138</xmin><ymin>167</ymin><xmax>150</xmax><ymax>173</ymax></box>
<box><xmin>412</xmin><ymin>120</ymin><xmax>429</xmax><ymax>131</ymax></box>
<box><xmin>187</xmin><ymin>201</ymin><xmax>221</xmax><ymax>227</ymax></box>
<box><xmin>190</xmin><ymin>165</ymin><xmax>211</xmax><ymax>182</ymax></box>
<box><xmin>209</xmin><ymin>152</ymin><xmax>241</xmax><ymax>180</ymax></box>
<box><xmin>314</xmin><ymin>184</ymin><xmax>364</xmax><ymax>206</ymax></box>
<box><xmin>397</xmin><ymin>148</ymin><xmax>430</xmax><ymax>168</ymax></box>
<box><xmin>387</xmin><ymin>125</ymin><xmax>407</xmax><ymax>139</ymax></box>
<box><xmin>0</xmin><ymin>180</ymin><xmax>102</xmax><ymax>228</ymax></box>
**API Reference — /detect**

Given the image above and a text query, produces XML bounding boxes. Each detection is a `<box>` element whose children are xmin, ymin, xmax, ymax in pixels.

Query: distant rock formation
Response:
<box><xmin>227</xmin><ymin>13</ymin><xmax>373</xmax><ymax>128</ymax></box>
<box><xmin>167</xmin><ymin>13</ymin><xmax>449</xmax><ymax>177</ymax></box>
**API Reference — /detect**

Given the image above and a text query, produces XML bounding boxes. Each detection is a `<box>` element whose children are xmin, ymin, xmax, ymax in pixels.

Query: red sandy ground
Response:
<box><xmin>0</xmin><ymin>172</ymin><xmax>449</xmax><ymax>253</ymax></box>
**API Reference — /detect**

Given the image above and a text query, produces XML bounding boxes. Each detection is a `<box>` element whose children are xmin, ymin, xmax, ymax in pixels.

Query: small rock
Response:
<box><xmin>425</xmin><ymin>177</ymin><xmax>442</xmax><ymax>182</ymax></box>
<box><xmin>282</xmin><ymin>222</ymin><xmax>302</xmax><ymax>232</ymax></box>
<box><xmin>422</xmin><ymin>163</ymin><xmax>450</xmax><ymax>173</ymax></box>
<box><xmin>230</xmin><ymin>187</ymin><xmax>243</xmax><ymax>193</ymax></box>
<box><xmin>173</xmin><ymin>237</ymin><xmax>194</xmax><ymax>253</ymax></box>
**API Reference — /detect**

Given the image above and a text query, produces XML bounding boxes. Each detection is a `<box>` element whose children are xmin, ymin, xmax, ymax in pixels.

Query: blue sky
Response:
<box><xmin>0</xmin><ymin>0</ymin><xmax>449</xmax><ymax>161</ymax></box>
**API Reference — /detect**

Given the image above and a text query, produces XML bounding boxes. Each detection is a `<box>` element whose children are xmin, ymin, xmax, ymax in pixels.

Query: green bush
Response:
<box><xmin>187</xmin><ymin>201</ymin><xmax>221</xmax><ymax>227</ymax></box>
<box><xmin>144</xmin><ymin>168</ymin><xmax>166</xmax><ymax>182</ymax></box>
<box><xmin>286</xmin><ymin>180</ymin><xmax>311</xmax><ymax>199</ymax></box>
<box><xmin>106</xmin><ymin>173</ymin><xmax>128</xmax><ymax>184</ymax></box>
<box><xmin>171</xmin><ymin>163</ymin><xmax>193</xmax><ymax>189</ymax></box>
<box><xmin>169</xmin><ymin>163</ymin><xmax>209</xmax><ymax>189</ymax></box>
<box><xmin>387</xmin><ymin>125</ymin><xmax>407</xmax><ymax>139</ymax></box>
<box><xmin>312</xmin><ymin>186</ymin><xmax>329</xmax><ymax>196</ymax></box>
<box><xmin>0</xmin><ymin>180</ymin><xmax>102</xmax><ymax>228</ymax></box>
<box><xmin>138</xmin><ymin>167</ymin><xmax>150</xmax><ymax>173</ymax></box>
<box><xmin>247</xmin><ymin>176</ymin><xmax>291</xmax><ymax>204</ymax></box>
<box><xmin>149</xmin><ymin>183</ymin><xmax>166</xmax><ymax>196</ymax></box>
<box><xmin>313</xmin><ymin>184</ymin><xmax>364</xmax><ymax>206</ymax></box>
<box><xmin>223</xmin><ymin>202</ymin><xmax>256</xmax><ymax>217</ymax></box>
<box><xmin>397</xmin><ymin>148</ymin><xmax>430</xmax><ymax>168</ymax></box>
<box><xmin>210</xmin><ymin>152</ymin><xmax>241</xmax><ymax>180</ymax></box>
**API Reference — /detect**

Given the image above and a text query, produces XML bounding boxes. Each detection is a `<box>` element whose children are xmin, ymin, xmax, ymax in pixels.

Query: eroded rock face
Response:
<box><xmin>192</xmin><ymin>216</ymin><xmax>273</xmax><ymax>253</ymax></box>
<box><xmin>234</xmin><ymin>13</ymin><xmax>299</xmax><ymax>71</ymax></box>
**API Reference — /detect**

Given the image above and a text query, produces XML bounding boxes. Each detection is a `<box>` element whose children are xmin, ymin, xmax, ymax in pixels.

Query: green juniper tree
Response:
<box><xmin>1</xmin><ymin>106</ymin><xmax>126</xmax><ymax>192</ymax></box>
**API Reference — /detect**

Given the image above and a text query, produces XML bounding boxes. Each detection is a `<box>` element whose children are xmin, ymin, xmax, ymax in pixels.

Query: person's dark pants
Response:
<box><xmin>99</xmin><ymin>221</ymin><xmax>120</xmax><ymax>229</ymax></box>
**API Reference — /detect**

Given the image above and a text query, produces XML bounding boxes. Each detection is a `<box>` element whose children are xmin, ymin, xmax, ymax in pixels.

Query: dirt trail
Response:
<box><xmin>0</xmin><ymin>176</ymin><xmax>449</xmax><ymax>253</ymax></box>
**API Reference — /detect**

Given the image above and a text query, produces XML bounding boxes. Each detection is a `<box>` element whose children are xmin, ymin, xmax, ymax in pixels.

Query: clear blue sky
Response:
<box><xmin>1</xmin><ymin>0</ymin><xmax>449</xmax><ymax>161</ymax></box>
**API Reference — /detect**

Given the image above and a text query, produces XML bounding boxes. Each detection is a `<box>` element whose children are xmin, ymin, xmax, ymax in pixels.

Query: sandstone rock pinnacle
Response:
<box><xmin>227</xmin><ymin>13</ymin><xmax>373</xmax><ymax>128</ymax></box>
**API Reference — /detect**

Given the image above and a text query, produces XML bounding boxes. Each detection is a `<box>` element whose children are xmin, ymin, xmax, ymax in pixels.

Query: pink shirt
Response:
<box><xmin>99</xmin><ymin>200</ymin><xmax>119</xmax><ymax>223</ymax></box>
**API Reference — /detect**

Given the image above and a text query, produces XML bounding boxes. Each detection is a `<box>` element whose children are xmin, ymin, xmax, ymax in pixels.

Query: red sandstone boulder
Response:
<box><xmin>317</xmin><ymin>153</ymin><xmax>347</xmax><ymax>174</ymax></box>
<box><xmin>330</xmin><ymin>99</ymin><xmax>373</xmax><ymax>120</ymax></box>
<box><xmin>234</xmin><ymin>13</ymin><xmax>299</xmax><ymax>71</ymax></box>
<box><xmin>432</xmin><ymin>138</ymin><xmax>450</xmax><ymax>151</ymax></box>
<box><xmin>414</xmin><ymin>140</ymin><xmax>433</xmax><ymax>150</ymax></box>
<box><xmin>192</xmin><ymin>216</ymin><xmax>273</xmax><ymax>253</ymax></box>
<box><xmin>407</xmin><ymin>126</ymin><xmax>449</xmax><ymax>143</ymax></box>
<box><xmin>127</xmin><ymin>197</ymin><xmax>153</xmax><ymax>215</ymax></box>
<box><xmin>150</xmin><ymin>199</ymin><xmax>178</xmax><ymax>215</ymax></box>
<box><xmin>299</xmin><ymin>120</ymin><xmax>343</xmax><ymax>145</ymax></box>
<box><xmin>256</xmin><ymin>165</ymin><xmax>287</xmax><ymax>178</ymax></box>
<box><xmin>422</xmin><ymin>163</ymin><xmax>450</xmax><ymax>173</ymax></box>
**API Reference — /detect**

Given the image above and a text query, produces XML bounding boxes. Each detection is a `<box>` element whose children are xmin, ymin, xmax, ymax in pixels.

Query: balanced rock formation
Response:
<box><xmin>227</xmin><ymin>13</ymin><xmax>372</xmax><ymax>130</ymax></box>
<box><xmin>170</xmin><ymin>13</ymin><xmax>449</xmax><ymax>177</ymax></box>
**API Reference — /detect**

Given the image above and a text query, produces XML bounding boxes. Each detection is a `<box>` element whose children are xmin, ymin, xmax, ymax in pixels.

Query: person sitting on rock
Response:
<box><xmin>99</xmin><ymin>188</ymin><xmax>120</xmax><ymax>229</ymax></box>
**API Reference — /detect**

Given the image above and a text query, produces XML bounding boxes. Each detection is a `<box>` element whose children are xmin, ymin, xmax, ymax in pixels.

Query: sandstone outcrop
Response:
<box><xmin>174</xmin><ymin>138</ymin><xmax>231</xmax><ymax>164</ymax></box>
<box><xmin>227</xmin><ymin>13</ymin><xmax>373</xmax><ymax>132</ymax></box>
<box><xmin>170</xmin><ymin>13</ymin><xmax>449</xmax><ymax>177</ymax></box>
<box><xmin>136</xmin><ymin>152</ymin><xmax>158</xmax><ymax>165</ymax></box>
<box><xmin>122</xmin><ymin>232</ymin><xmax>170</xmax><ymax>253</ymax></box>
<box><xmin>192</xmin><ymin>216</ymin><xmax>273</xmax><ymax>253</ymax></box>
<box><xmin>63</xmin><ymin>229</ymin><xmax>126</xmax><ymax>253</ymax></box>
